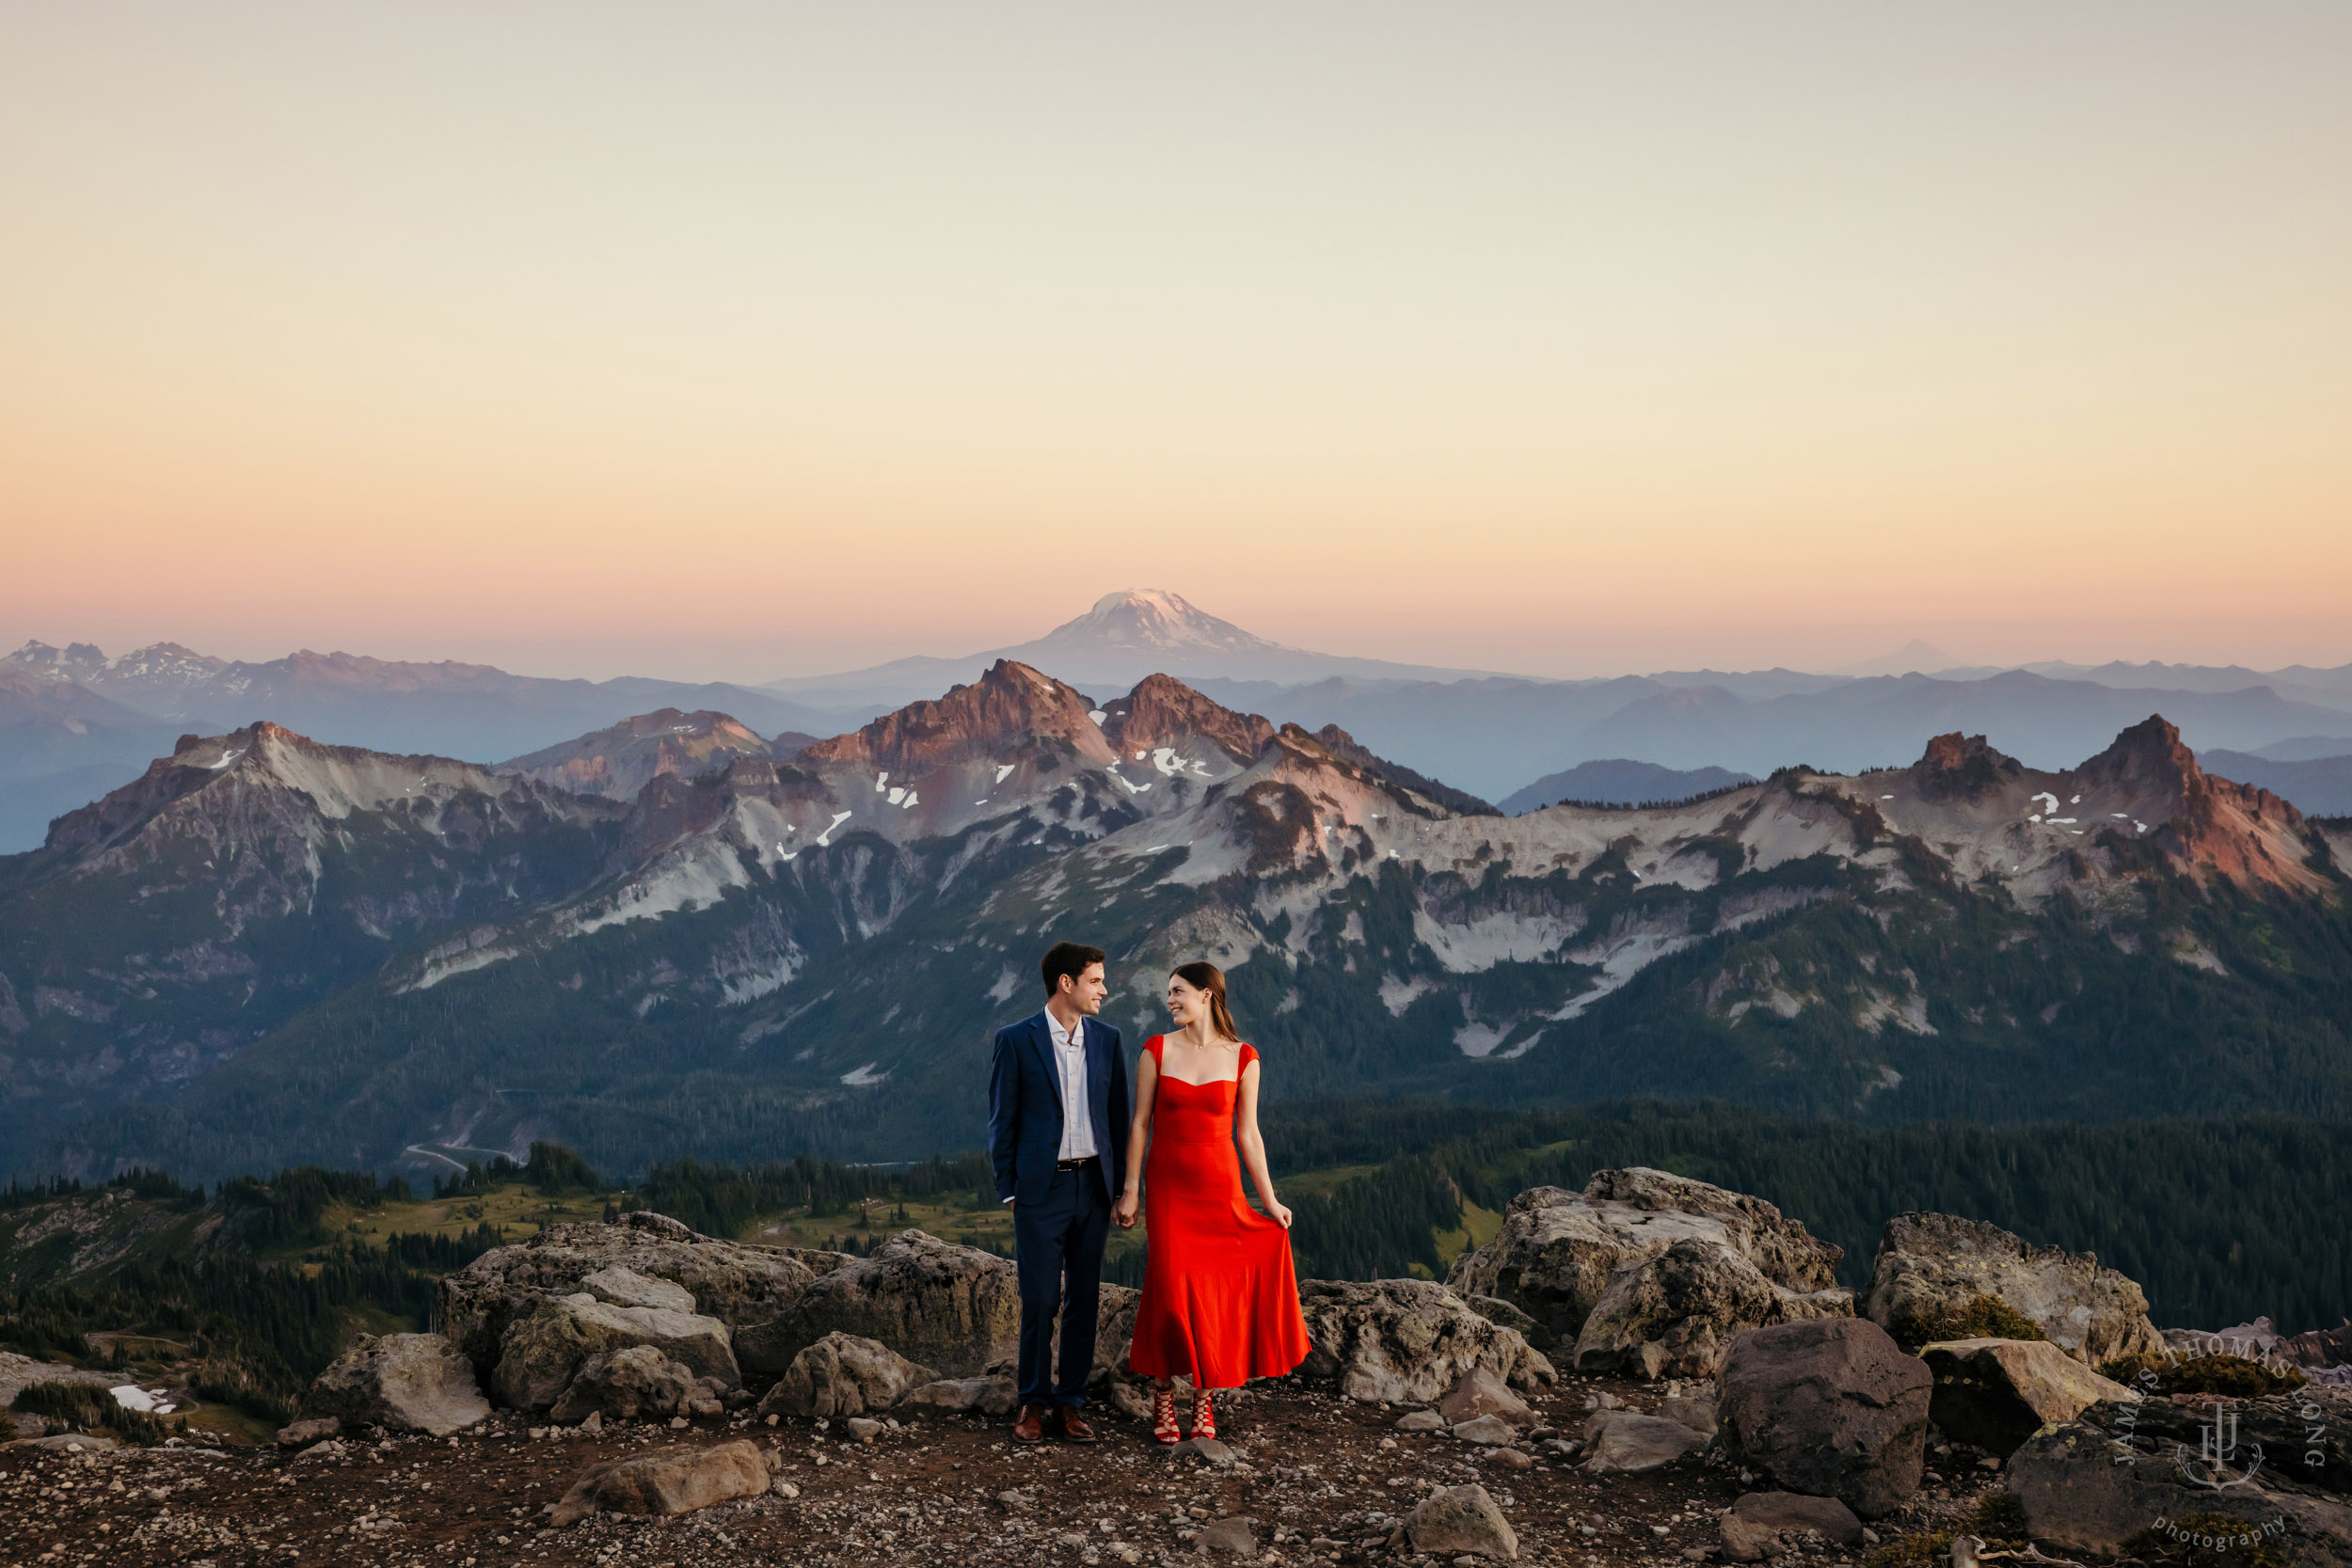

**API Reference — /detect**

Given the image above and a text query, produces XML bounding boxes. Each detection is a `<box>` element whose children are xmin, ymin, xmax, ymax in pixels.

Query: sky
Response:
<box><xmin>3</xmin><ymin>2</ymin><xmax>2347</xmax><ymax>683</ymax></box>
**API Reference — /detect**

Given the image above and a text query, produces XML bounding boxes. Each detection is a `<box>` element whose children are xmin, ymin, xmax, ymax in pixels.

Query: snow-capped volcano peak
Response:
<box><xmin>1057</xmin><ymin>590</ymin><xmax>1292</xmax><ymax>657</ymax></box>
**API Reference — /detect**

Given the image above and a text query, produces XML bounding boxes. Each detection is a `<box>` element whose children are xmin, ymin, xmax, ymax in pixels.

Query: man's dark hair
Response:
<box><xmin>1041</xmin><ymin>942</ymin><xmax>1106</xmax><ymax>998</ymax></box>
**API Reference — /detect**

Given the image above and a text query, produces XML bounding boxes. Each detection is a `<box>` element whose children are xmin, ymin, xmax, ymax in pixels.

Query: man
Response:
<box><xmin>987</xmin><ymin>941</ymin><xmax>1130</xmax><ymax>1443</ymax></box>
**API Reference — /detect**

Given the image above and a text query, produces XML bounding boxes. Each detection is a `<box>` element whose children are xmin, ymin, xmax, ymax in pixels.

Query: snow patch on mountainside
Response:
<box><xmin>1413</xmin><ymin>907</ymin><xmax>1586</xmax><ymax>973</ymax></box>
<box><xmin>575</xmin><ymin>847</ymin><xmax>752</xmax><ymax>935</ymax></box>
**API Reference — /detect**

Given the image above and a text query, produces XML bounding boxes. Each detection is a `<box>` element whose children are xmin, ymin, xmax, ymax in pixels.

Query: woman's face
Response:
<box><xmin>1166</xmin><ymin>974</ymin><xmax>1208</xmax><ymax>1027</ymax></box>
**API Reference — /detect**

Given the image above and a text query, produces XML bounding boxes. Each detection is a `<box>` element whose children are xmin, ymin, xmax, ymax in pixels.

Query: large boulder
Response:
<box><xmin>1573</xmin><ymin>1236</ymin><xmax>1851</xmax><ymax>1381</ymax></box>
<box><xmin>547</xmin><ymin>1346</ymin><xmax>699</xmax><ymax>1424</ymax></box>
<box><xmin>1447</xmin><ymin>1170</ymin><xmax>1847</xmax><ymax>1351</ymax></box>
<box><xmin>1718</xmin><ymin>1317</ymin><xmax>1931</xmax><ymax>1518</ymax></box>
<box><xmin>2009</xmin><ymin>1401</ymin><xmax>2352</xmax><ymax>1568</ymax></box>
<box><xmin>1403</xmin><ymin>1483</ymin><xmax>1519</xmax><ymax>1560</ymax></box>
<box><xmin>1296</xmin><ymin>1278</ymin><xmax>1557</xmax><ymax>1403</ymax></box>
<box><xmin>735</xmin><ymin>1229</ymin><xmax>1134</xmax><ymax>1381</ymax></box>
<box><xmin>548</xmin><ymin>1439</ymin><xmax>774</xmax><ymax>1527</ymax></box>
<box><xmin>757</xmin><ymin>1332</ymin><xmax>936</xmax><ymax>1418</ymax></box>
<box><xmin>1920</xmin><ymin>1337</ymin><xmax>2140</xmax><ymax>1455</ymax></box>
<box><xmin>438</xmin><ymin>1212</ymin><xmax>825</xmax><ymax>1384</ymax></box>
<box><xmin>303</xmin><ymin>1332</ymin><xmax>489</xmax><ymax>1437</ymax></box>
<box><xmin>493</xmin><ymin>1292</ymin><xmax>739</xmax><ymax>1412</ymax></box>
<box><xmin>1862</xmin><ymin>1212</ymin><xmax>2165</xmax><ymax>1366</ymax></box>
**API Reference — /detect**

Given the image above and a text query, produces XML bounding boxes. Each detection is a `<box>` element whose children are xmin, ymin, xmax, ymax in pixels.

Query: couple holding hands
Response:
<box><xmin>987</xmin><ymin>942</ymin><xmax>1311</xmax><ymax>1446</ymax></box>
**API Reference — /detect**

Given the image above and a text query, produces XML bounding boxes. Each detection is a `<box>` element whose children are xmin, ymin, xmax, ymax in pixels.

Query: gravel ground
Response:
<box><xmin>0</xmin><ymin>1372</ymin><xmax>2002</xmax><ymax>1568</ymax></box>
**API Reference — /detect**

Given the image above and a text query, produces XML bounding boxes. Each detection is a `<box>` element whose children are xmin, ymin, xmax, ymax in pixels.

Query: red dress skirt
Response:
<box><xmin>1126</xmin><ymin>1037</ymin><xmax>1313</xmax><ymax>1389</ymax></box>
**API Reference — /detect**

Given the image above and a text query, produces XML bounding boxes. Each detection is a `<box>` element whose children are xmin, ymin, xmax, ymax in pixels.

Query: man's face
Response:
<box><xmin>1059</xmin><ymin>962</ymin><xmax>1108</xmax><ymax>1017</ymax></box>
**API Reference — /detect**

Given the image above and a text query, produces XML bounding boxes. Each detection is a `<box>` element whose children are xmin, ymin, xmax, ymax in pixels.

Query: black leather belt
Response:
<box><xmin>1056</xmin><ymin>1155</ymin><xmax>1098</xmax><ymax>1171</ymax></box>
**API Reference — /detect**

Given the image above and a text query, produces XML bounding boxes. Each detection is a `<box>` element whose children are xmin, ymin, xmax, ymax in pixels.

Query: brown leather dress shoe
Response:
<box><xmin>1012</xmin><ymin>1405</ymin><xmax>1046</xmax><ymax>1443</ymax></box>
<box><xmin>1055</xmin><ymin>1408</ymin><xmax>1099</xmax><ymax>1444</ymax></box>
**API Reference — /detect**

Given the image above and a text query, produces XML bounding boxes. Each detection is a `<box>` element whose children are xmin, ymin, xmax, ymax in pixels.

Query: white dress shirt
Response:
<box><xmin>1044</xmin><ymin>1007</ymin><xmax>1097</xmax><ymax>1161</ymax></box>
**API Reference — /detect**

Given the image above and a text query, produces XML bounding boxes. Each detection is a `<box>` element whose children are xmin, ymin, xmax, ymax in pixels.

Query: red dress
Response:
<box><xmin>1126</xmin><ymin>1037</ymin><xmax>1313</xmax><ymax>1389</ymax></box>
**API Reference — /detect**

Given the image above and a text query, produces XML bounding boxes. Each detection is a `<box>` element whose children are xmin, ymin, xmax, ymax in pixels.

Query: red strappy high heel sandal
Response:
<box><xmin>1188</xmin><ymin>1389</ymin><xmax>1217</xmax><ymax>1441</ymax></box>
<box><xmin>1152</xmin><ymin>1385</ymin><xmax>1181</xmax><ymax>1445</ymax></box>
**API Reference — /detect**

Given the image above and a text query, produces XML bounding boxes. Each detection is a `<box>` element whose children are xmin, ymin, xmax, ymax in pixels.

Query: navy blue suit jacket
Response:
<box><xmin>988</xmin><ymin>1009</ymin><xmax>1128</xmax><ymax>1208</ymax></box>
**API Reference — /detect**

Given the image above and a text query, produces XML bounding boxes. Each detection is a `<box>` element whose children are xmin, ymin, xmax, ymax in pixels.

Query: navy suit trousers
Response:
<box><xmin>1012</xmin><ymin>1165</ymin><xmax>1109</xmax><ymax>1409</ymax></box>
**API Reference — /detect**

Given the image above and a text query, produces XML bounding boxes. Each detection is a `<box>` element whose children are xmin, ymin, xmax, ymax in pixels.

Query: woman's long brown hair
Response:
<box><xmin>1171</xmin><ymin>960</ymin><xmax>1242</xmax><ymax>1042</ymax></box>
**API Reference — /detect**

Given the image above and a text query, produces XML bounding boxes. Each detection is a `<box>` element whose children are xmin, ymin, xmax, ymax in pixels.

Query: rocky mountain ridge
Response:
<box><xmin>2</xmin><ymin>664</ymin><xmax>2348</xmax><ymax>1180</ymax></box>
<box><xmin>496</xmin><ymin>708</ymin><xmax>781</xmax><ymax>801</ymax></box>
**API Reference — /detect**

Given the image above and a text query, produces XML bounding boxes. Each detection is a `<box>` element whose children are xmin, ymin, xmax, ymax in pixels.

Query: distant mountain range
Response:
<box><xmin>0</xmin><ymin>642</ymin><xmax>865</xmax><ymax>852</ymax></box>
<box><xmin>6</xmin><ymin>594</ymin><xmax>2349</xmax><ymax>852</ymax></box>
<box><xmin>3</xmin><ymin>653</ymin><xmax>2346</xmax><ymax>1185</ymax></box>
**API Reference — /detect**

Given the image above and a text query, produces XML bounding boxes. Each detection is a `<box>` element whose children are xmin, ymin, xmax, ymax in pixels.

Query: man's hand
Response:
<box><xmin>1112</xmin><ymin>1192</ymin><xmax>1140</xmax><ymax>1228</ymax></box>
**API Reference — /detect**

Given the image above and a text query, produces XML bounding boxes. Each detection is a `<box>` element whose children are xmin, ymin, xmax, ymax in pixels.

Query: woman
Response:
<box><xmin>1113</xmin><ymin>960</ymin><xmax>1312</xmax><ymax>1443</ymax></box>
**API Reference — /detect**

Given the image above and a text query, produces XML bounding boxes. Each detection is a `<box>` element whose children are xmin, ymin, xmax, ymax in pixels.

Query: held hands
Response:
<box><xmin>1113</xmin><ymin>1191</ymin><xmax>1140</xmax><ymax>1228</ymax></box>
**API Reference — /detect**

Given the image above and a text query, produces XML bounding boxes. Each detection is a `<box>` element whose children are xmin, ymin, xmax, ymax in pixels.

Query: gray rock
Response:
<box><xmin>579</xmin><ymin>1264</ymin><xmax>698</xmax><ymax>1314</ymax></box>
<box><xmin>1919</xmin><ymin>1337</ymin><xmax>2140</xmax><ymax>1456</ymax></box>
<box><xmin>275</xmin><ymin>1416</ymin><xmax>341</xmax><ymax>1448</ymax></box>
<box><xmin>548</xmin><ymin>1438</ymin><xmax>772</xmax><ymax>1527</ymax></box>
<box><xmin>438</xmin><ymin>1212</ymin><xmax>824</xmax><ymax>1386</ymax></box>
<box><xmin>1660</xmin><ymin>1394</ymin><xmax>1720</xmax><ymax>1436</ymax></box>
<box><xmin>733</xmin><ymin>1228</ymin><xmax>1136</xmax><ymax>1380</ymax></box>
<box><xmin>2010</xmin><ymin>1418</ymin><xmax>2352</xmax><ymax>1568</ymax></box>
<box><xmin>757</xmin><ymin>1332</ymin><xmax>935</xmax><ymax>1419</ymax></box>
<box><xmin>1452</xmin><ymin>1415</ymin><xmax>1521</xmax><ymax>1446</ymax></box>
<box><xmin>1296</xmin><ymin>1278</ymin><xmax>1556</xmax><ymax>1403</ymax></box>
<box><xmin>1575</xmin><ymin>1236</ymin><xmax>1849</xmax><ymax>1382</ymax></box>
<box><xmin>493</xmin><ymin>1292</ymin><xmax>739</xmax><ymax>1411</ymax></box>
<box><xmin>1438</xmin><ymin>1366</ymin><xmax>1534</xmax><ymax>1428</ymax></box>
<box><xmin>1486</xmin><ymin>1447</ymin><xmax>1534</xmax><ymax>1469</ymax></box>
<box><xmin>1718</xmin><ymin>1317</ymin><xmax>1931</xmax><ymax>1518</ymax></box>
<box><xmin>1396</xmin><ymin>1409</ymin><xmax>1448</xmax><ymax>1433</ymax></box>
<box><xmin>547</xmin><ymin>1345</ymin><xmax>698</xmax><ymax>1424</ymax></box>
<box><xmin>897</xmin><ymin>1375</ymin><xmax>1019</xmax><ymax>1418</ymax></box>
<box><xmin>1862</xmin><ymin>1212</ymin><xmax>2165</xmax><ymax>1366</ymax></box>
<box><xmin>1580</xmin><ymin>1412</ymin><xmax>1710</xmax><ymax>1474</ymax></box>
<box><xmin>1197</xmin><ymin>1515</ymin><xmax>1259</xmax><ymax>1556</ymax></box>
<box><xmin>1404</xmin><ymin>1483</ymin><xmax>1519</xmax><ymax>1561</ymax></box>
<box><xmin>1720</xmin><ymin>1492</ymin><xmax>1866</xmax><ymax>1560</ymax></box>
<box><xmin>303</xmin><ymin>1332</ymin><xmax>489</xmax><ymax>1437</ymax></box>
<box><xmin>845</xmin><ymin>1416</ymin><xmax>883</xmax><ymax>1443</ymax></box>
<box><xmin>1447</xmin><ymin>1170</ymin><xmax>1847</xmax><ymax>1350</ymax></box>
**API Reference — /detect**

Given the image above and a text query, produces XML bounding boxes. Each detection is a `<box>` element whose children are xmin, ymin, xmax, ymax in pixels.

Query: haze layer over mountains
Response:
<box><xmin>5</xmin><ymin>589</ymin><xmax>2350</xmax><ymax>852</ymax></box>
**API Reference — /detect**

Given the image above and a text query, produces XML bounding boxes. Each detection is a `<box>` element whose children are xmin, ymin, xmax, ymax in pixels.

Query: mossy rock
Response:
<box><xmin>2096</xmin><ymin>1351</ymin><xmax>2304</xmax><ymax>1397</ymax></box>
<box><xmin>1891</xmin><ymin>1291</ymin><xmax>2047</xmax><ymax>1351</ymax></box>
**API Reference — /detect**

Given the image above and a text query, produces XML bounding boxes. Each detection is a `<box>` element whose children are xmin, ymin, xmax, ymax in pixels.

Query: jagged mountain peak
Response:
<box><xmin>495</xmin><ymin>708</ymin><xmax>770</xmax><ymax>802</ymax></box>
<box><xmin>31</xmin><ymin>721</ymin><xmax>532</xmax><ymax>862</ymax></box>
<box><xmin>1099</xmin><ymin>673</ymin><xmax>1277</xmax><ymax>768</ymax></box>
<box><xmin>1861</xmin><ymin>713</ymin><xmax>2323</xmax><ymax>897</ymax></box>
<box><xmin>1913</xmin><ymin>731</ymin><xmax>2025</xmax><ymax>802</ymax></box>
<box><xmin>799</xmin><ymin>659</ymin><xmax>1114</xmax><ymax>774</ymax></box>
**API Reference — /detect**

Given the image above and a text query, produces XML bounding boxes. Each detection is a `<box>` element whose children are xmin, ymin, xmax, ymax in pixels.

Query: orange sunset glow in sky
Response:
<box><xmin>4</xmin><ymin>3</ymin><xmax>2348</xmax><ymax>681</ymax></box>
